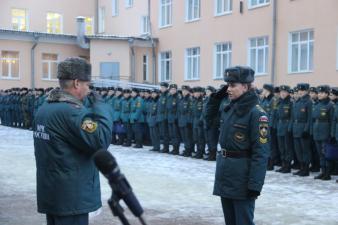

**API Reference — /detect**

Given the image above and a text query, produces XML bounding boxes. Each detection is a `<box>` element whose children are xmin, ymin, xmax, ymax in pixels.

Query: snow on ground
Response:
<box><xmin>0</xmin><ymin>125</ymin><xmax>338</xmax><ymax>225</ymax></box>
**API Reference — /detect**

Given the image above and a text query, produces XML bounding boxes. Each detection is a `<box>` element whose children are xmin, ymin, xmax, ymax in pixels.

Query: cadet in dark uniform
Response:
<box><xmin>312</xmin><ymin>85</ymin><xmax>334</xmax><ymax>180</ymax></box>
<box><xmin>275</xmin><ymin>85</ymin><xmax>293</xmax><ymax>173</ymax></box>
<box><xmin>143</xmin><ymin>89</ymin><xmax>152</xmax><ymax>146</ymax></box>
<box><xmin>309</xmin><ymin>87</ymin><xmax>320</xmax><ymax>172</ymax></box>
<box><xmin>112</xmin><ymin>87</ymin><xmax>124</xmax><ymax>145</ymax></box>
<box><xmin>206</xmin><ymin>66</ymin><xmax>269</xmax><ymax>225</ymax></box>
<box><xmin>130</xmin><ymin>88</ymin><xmax>145</xmax><ymax>148</ymax></box>
<box><xmin>290</xmin><ymin>83</ymin><xmax>313</xmax><ymax>177</ymax></box>
<box><xmin>167</xmin><ymin>84</ymin><xmax>181</xmax><ymax>155</ymax></box>
<box><xmin>147</xmin><ymin>89</ymin><xmax>161</xmax><ymax>152</ymax></box>
<box><xmin>33</xmin><ymin>57</ymin><xmax>113</xmax><ymax>225</ymax></box>
<box><xmin>157</xmin><ymin>82</ymin><xmax>170</xmax><ymax>153</ymax></box>
<box><xmin>191</xmin><ymin>87</ymin><xmax>205</xmax><ymax>159</ymax></box>
<box><xmin>330</xmin><ymin>88</ymin><xmax>338</xmax><ymax>183</ymax></box>
<box><xmin>121</xmin><ymin>88</ymin><xmax>133</xmax><ymax>147</ymax></box>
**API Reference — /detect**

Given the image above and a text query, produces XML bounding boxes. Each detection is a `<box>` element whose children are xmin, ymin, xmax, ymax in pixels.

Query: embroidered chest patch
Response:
<box><xmin>81</xmin><ymin>119</ymin><xmax>98</xmax><ymax>133</ymax></box>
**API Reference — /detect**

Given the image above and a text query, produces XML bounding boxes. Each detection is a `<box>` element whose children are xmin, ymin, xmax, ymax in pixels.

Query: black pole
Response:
<box><xmin>108</xmin><ymin>193</ymin><xmax>131</xmax><ymax>225</ymax></box>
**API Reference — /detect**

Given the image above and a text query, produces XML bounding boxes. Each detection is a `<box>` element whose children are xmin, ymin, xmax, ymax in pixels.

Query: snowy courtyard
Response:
<box><xmin>0</xmin><ymin>125</ymin><xmax>337</xmax><ymax>225</ymax></box>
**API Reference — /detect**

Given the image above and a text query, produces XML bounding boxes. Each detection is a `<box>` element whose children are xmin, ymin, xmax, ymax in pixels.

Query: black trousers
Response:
<box><xmin>47</xmin><ymin>213</ymin><xmax>88</xmax><ymax>225</ymax></box>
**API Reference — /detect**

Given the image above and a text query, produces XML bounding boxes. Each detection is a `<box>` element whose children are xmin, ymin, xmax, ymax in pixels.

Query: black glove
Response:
<box><xmin>87</xmin><ymin>90</ymin><xmax>102</xmax><ymax>105</ymax></box>
<box><xmin>301</xmin><ymin>131</ymin><xmax>310</xmax><ymax>138</ymax></box>
<box><xmin>247</xmin><ymin>189</ymin><xmax>260</xmax><ymax>199</ymax></box>
<box><xmin>212</xmin><ymin>85</ymin><xmax>228</xmax><ymax>99</ymax></box>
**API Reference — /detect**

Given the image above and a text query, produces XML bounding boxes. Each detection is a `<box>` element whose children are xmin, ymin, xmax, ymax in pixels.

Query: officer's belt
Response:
<box><xmin>219</xmin><ymin>148</ymin><xmax>251</xmax><ymax>158</ymax></box>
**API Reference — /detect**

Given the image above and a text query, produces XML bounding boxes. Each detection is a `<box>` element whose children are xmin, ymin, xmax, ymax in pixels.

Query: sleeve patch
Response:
<box><xmin>259</xmin><ymin>122</ymin><xmax>269</xmax><ymax>144</ymax></box>
<box><xmin>81</xmin><ymin>118</ymin><xmax>98</xmax><ymax>133</ymax></box>
<box><xmin>259</xmin><ymin>115</ymin><xmax>269</xmax><ymax>123</ymax></box>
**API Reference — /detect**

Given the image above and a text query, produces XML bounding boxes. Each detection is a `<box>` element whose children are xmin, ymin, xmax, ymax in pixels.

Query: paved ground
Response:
<box><xmin>0</xmin><ymin>126</ymin><xmax>338</xmax><ymax>225</ymax></box>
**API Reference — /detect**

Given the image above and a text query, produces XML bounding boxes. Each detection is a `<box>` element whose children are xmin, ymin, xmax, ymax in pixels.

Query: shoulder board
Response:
<box><xmin>256</xmin><ymin>104</ymin><xmax>266</xmax><ymax>113</ymax></box>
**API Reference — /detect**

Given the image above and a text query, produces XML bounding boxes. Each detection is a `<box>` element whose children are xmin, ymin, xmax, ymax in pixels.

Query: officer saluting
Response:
<box><xmin>206</xmin><ymin>66</ymin><xmax>269</xmax><ymax>225</ymax></box>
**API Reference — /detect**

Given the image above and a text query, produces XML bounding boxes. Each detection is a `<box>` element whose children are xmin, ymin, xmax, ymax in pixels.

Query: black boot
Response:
<box><xmin>160</xmin><ymin>146</ymin><xmax>169</xmax><ymax>153</ymax></box>
<box><xmin>276</xmin><ymin>162</ymin><xmax>285</xmax><ymax>172</ymax></box>
<box><xmin>170</xmin><ymin>146</ymin><xmax>180</xmax><ymax>155</ymax></box>
<box><xmin>293</xmin><ymin>163</ymin><xmax>303</xmax><ymax>175</ymax></box>
<box><xmin>298</xmin><ymin>163</ymin><xmax>310</xmax><ymax>177</ymax></box>
<box><xmin>193</xmin><ymin>150</ymin><xmax>203</xmax><ymax>159</ymax></box>
<box><xmin>321</xmin><ymin>168</ymin><xmax>332</xmax><ymax>181</ymax></box>
<box><xmin>207</xmin><ymin>150</ymin><xmax>216</xmax><ymax>161</ymax></box>
<box><xmin>309</xmin><ymin>164</ymin><xmax>320</xmax><ymax>172</ymax></box>
<box><xmin>291</xmin><ymin>161</ymin><xmax>300</xmax><ymax>170</ymax></box>
<box><xmin>281</xmin><ymin>162</ymin><xmax>291</xmax><ymax>173</ymax></box>
<box><xmin>314</xmin><ymin>168</ymin><xmax>325</xmax><ymax>180</ymax></box>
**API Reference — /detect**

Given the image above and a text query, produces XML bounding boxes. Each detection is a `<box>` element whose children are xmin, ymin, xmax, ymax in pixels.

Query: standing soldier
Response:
<box><xmin>21</xmin><ymin>88</ymin><xmax>30</xmax><ymax>129</ymax></box>
<box><xmin>290</xmin><ymin>83</ymin><xmax>312</xmax><ymax>177</ymax></box>
<box><xmin>312</xmin><ymin>85</ymin><xmax>334</xmax><ymax>180</ymax></box>
<box><xmin>143</xmin><ymin>89</ymin><xmax>152</xmax><ymax>146</ymax></box>
<box><xmin>106</xmin><ymin>87</ymin><xmax>116</xmax><ymax>144</ymax></box>
<box><xmin>167</xmin><ymin>84</ymin><xmax>181</xmax><ymax>155</ymax></box>
<box><xmin>272</xmin><ymin>87</ymin><xmax>281</xmax><ymax>166</ymax></box>
<box><xmin>130</xmin><ymin>88</ymin><xmax>145</xmax><ymax>148</ymax></box>
<box><xmin>112</xmin><ymin>87</ymin><xmax>124</xmax><ymax>145</ymax></box>
<box><xmin>178</xmin><ymin>85</ymin><xmax>193</xmax><ymax>157</ymax></box>
<box><xmin>202</xmin><ymin>86</ymin><xmax>218</xmax><ymax>161</ymax></box>
<box><xmin>261</xmin><ymin>84</ymin><xmax>275</xmax><ymax>170</ymax></box>
<box><xmin>309</xmin><ymin>87</ymin><xmax>320</xmax><ymax>172</ymax></box>
<box><xmin>157</xmin><ymin>82</ymin><xmax>170</xmax><ymax>153</ymax></box>
<box><xmin>121</xmin><ymin>88</ymin><xmax>132</xmax><ymax>147</ymax></box>
<box><xmin>330</xmin><ymin>88</ymin><xmax>338</xmax><ymax>183</ymax></box>
<box><xmin>275</xmin><ymin>85</ymin><xmax>293</xmax><ymax>173</ymax></box>
<box><xmin>191</xmin><ymin>87</ymin><xmax>205</xmax><ymax>159</ymax></box>
<box><xmin>147</xmin><ymin>89</ymin><xmax>161</xmax><ymax>152</ymax></box>
<box><xmin>206</xmin><ymin>66</ymin><xmax>269</xmax><ymax>225</ymax></box>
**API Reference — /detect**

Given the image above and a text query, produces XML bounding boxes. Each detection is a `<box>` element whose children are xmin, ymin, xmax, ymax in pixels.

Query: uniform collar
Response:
<box><xmin>230</xmin><ymin>90</ymin><xmax>258</xmax><ymax>116</ymax></box>
<box><xmin>47</xmin><ymin>88</ymin><xmax>83</xmax><ymax>107</ymax></box>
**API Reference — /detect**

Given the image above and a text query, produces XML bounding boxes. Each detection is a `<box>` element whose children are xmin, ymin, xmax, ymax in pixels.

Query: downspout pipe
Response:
<box><xmin>31</xmin><ymin>34</ymin><xmax>39</xmax><ymax>89</ymax></box>
<box><xmin>271</xmin><ymin>0</ymin><xmax>277</xmax><ymax>85</ymax></box>
<box><xmin>128</xmin><ymin>38</ymin><xmax>136</xmax><ymax>82</ymax></box>
<box><xmin>95</xmin><ymin>0</ymin><xmax>99</xmax><ymax>34</ymax></box>
<box><xmin>148</xmin><ymin>0</ymin><xmax>157</xmax><ymax>84</ymax></box>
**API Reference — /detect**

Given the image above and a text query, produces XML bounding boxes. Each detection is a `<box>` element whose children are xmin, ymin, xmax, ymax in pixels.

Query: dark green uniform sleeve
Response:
<box><xmin>248</xmin><ymin>109</ymin><xmax>269</xmax><ymax>192</ymax></box>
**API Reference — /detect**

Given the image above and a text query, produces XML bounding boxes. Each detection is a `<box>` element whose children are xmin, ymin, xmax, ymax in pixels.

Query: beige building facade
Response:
<box><xmin>0</xmin><ymin>0</ymin><xmax>337</xmax><ymax>90</ymax></box>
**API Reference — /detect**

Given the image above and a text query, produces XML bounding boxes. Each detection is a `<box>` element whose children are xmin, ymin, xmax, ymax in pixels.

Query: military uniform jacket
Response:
<box><xmin>147</xmin><ymin>98</ymin><xmax>158</xmax><ymax>127</ymax></box>
<box><xmin>290</xmin><ymin>94</ymin><xmax>312</xmax><ymax>138</ymax></box>
<box><xmin>276</xmin><ymin>96</ymin><xmax>292</xmax><ymax>136</ymax></box>
<box><xmin>271</xmin><ymin>97</ymin><xmax>280</xmax><ymax>129</ymax></box>
<box><xmin>156</xmin><ymin>91</ymin><xmax>168</xmax><ymax>122</ymax></box>
<box><xmin>312</xmin><ymin>98</ymin><xmax>333</xmax><ymax>141</ymax></box>
<box><xmin>331</xmin><ymin>101</ymin><xmax>338</xmax><ymax>140</ymax></box>
<box><xmin>130</xmin><ymin>96</ymin><xmax>145</xmax><ymax>123</ymax></box>
<box><xmin>166</xmin><ymin>93</ymin><xmax>180</xmax><ymax>123</ymax></box>
<box><xmin>33</xmin><ymin>89</ymin><xmax>113</xmax><ymax>216</ymax></box>
<box><xmin>207</xmin><ymin>91</ymin><xmax>270</xmax><ymax>200</ymax></box>
<box><xmin>121</xmin><ymin>97</ymin><xmax>131</xmax><ymax>123</ymax></box>
<box><xmin>177</xmin><ymin>95</ymin><xmax>192</xmax><ymax>128</ymax></box>
<box><xmin>261</xmin><ymin>94</ymin><xmax>274</xmax><ymax>127</ymax></box>
<box><xmin>191</xmin><ymin>97</ymin><xmax>204</xmax><ymax>128</ymax></box>
<box><xmin>112</xmin><ymin>96</ymin><xmax>123</xmax><ymax>122</ymax></box>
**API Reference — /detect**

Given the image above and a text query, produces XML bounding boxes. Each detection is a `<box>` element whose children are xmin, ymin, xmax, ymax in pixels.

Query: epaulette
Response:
<box><xmin>256</xmin><ymin>104</ymin><xmax>266</xmax><ymax>113</ymax></box>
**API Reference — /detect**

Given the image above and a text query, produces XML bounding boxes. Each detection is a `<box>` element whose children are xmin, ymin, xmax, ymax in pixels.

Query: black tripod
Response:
<box><xmin>108</xmin><ymin>193</ymin><xmax>147</xmax><ymax>225</ymax></box>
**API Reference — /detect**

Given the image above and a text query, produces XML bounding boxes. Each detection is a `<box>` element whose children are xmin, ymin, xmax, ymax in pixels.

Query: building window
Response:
<box><xmin>143</xmin><ymin>55</ymin><xmax>149</xmax><ymax>81</ymax></box>
<box><xmin>125</xmin><ymin>0</ymin><xmax>133</xmax><ymax>8</ymax></box>
<box><xmin>98</xmin><ymin>7</ymin><xmax>106</xmax><ymax>33</ymax></box>
<box><xmin>214</xmin><ymin>42</ymin><xmax>232</xmax><ymax>79</ymax></box>
<box><xmin>11</xmin><ymin>8</ymin><xmax>28</xmax><ymax>31</ymax></box>
<box><xmin>1</xmin><ymin>51</ymin><xmax>19</xmax><ymax>79</ymax></box>
<box><xmin>159</xmin><ymin>0</ymin><xmax>172</xmax><ymax>28</ymax></box>
<box><xmin>249</xmin><ymin>36</ymin><xmax>269</xmax><ymax>75</ymax></box>
<box><xmin>85</xmin><ymin>17</ymin><xmax>94</xmax><ymax>35</ymax></box>
<box><xmin>141</xmin><ymin>16</ymin><xmax>150</xmax><ymax>34</ymax></box>
<box><xmin>42</xmin><ymin>53</ymin><xmax>58</xmax><ymax>80</ymax></box>
<box><xmin>248</xmin><ymin>0</ymin><xmax>270</xmax><ymax>9</ymax></box>
<box><xmin>185</xmin><ymin>47</ymin><xmax>200</xmax><ymax>80</ymax></box>
<box><xmin>186</xmin><ymin>0</ymin><xmax>200</xmax><ymax>22</ymax></box>
<box><xmin>289</xmin><ymin>30</ymin><xmax>314</xmax><ymax>73</ymax></box>
<box><xmin>46</xmin><ymin>12</ymin><xmax>62</xmax><ymax>34</ymax></box>
<box><xmin>112</xmin><ymin>0</ymin><xmax>119</xmax><ymax>16</ymax></box>
<box><xmin>159</xmin><ymin>51</ymin><xmax>172</xmax><ymax>82</ymax></box>
<box><xmin>215</xmin><ymin>0</ymin><xmax>232</xmax><ymax>16</ymax></box>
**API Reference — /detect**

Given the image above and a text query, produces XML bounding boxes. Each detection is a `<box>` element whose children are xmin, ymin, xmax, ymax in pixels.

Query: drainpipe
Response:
<box><xmin>31</xmin><ymin>34</ymin><xmax>39</xmax><ymax>89</ymax></box>
<box><xmin>271</xmin><ymin>0</ymin><xmax>277</xmax><ymax>85</ymax></box>
<box><xmin>129</xmin><ymin>38</ymin><xmax>136</xmax><ymax>82</ymax></box>
<box><xmin>148</xmin><ymin>0</ymin><xmax>157</xmax><ymax>84</ymax></box>
<box><xmin>76</xmin><ymin>16</ymin><xmax>90</xmax><ymax>49</ymax></box>
<box><xmin>95</xmin><ymin>0</ymin><xmax>99</xmax><ymax>34</ymax></box>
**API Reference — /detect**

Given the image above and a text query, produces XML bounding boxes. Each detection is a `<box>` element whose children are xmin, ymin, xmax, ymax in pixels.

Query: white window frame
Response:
<box><xmin>248</xmin><ymin>36</ymin><xmax>269</xmax><ymax>76</ymax></box>
<box><xmin>125</xmin><ymin>0</ymin><xmax>133</xmax><ymax>8</ymax></box>
<box><xmin>214</xmin><ymin>0</ymin><xmax>232</xmax><ymax>16</ymax></box>
<box><xmin>46</xmin><ymin>12</ymin><xmax>63</xmax><ymax>34</ymax></box>
<box><xmin>143</xmin><ymin>54</ymin><xmax>149</xmax><ymax>81</ymax></box>
<box><xmin>11</xmin><ymin>8</ymin><xmax>29</xmax><ymax>31</ymax></box>
<box><xmin>185</xmin><ymin>47</ymin><xmax>200</xmax><ymax>81</ymax></box>
<box><xmin>288</xmin><ymin>29</ymin><xmax>314</xmax><ymax>74</ymax></box>
<box><xmin>42</xmin><ymin>53</ymin><xmax>59</xmax><ymax>81</ymax></box>
<box><xmin>248</xmin><ymin>0</ymin><xmax>270</xmax><ymax>9</ymax></box>
<box><xmin>112</xmin><ymin>0</ymin><xmax>119</xmax><ymax>16</ymax></box>
<box><xmin>213</xmin><ymin>42</ymin><xmax>232</xmax><ymax>79</ymax></box>
<box><xmin>159</xmin><ymin>0</ymin><xmax>172</xmax><ymax>28</ymax></box>
<box><xmin>185</xmin><ymin>0</ymin><xmax>200</xmax><ymax>22</ymax></box>
<box><xmin>0</xmin><ymin>51</ymin><xmax>20</xmax><ymax>80</ymax></box>
<box><xmin>141</xmin><ymin>16</ymin><xmax>150</xmax><ymax>35</ymax></box>
<box><xmin>98</xmin><ymin>7</ymin><xmax>106</xmax><ymax>33</ymax></box>
<box><xmin>158</xmin><ymin>51</ymin><xmax>172</xmax><ymax>82</ymax></box>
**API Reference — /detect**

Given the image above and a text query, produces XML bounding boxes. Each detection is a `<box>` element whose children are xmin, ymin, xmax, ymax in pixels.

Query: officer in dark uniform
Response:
<box><xmin>330</xmin><ymin>87</ymin><xmax>338</xmax><ymax>183</ymax></box>
<box><xmin>130</xmin><ymin>88</ymin><xmax>145</xmax><ymax>148</ymax></box>
<box><xmin>309</xmin><ymin>87</ymin><xmax>320</xmax><ymax>172</ymax></box>
<box><xmin>206</xmin><ymin>66</ymin><xmax>269</xmax><ymax>225</ymax></box>
<box><xmin>312</xmin><ymin>85</ymin><xmax>334</xmax><ymax>180</ymax></box>
<box><xmin>191</xmin><ymin>87</ymin><xmax>205</xmax><ymax>159</ymax></box>
<box><xmin>143</xmin><ymin>89</ymin><xmax>152</xmax><ymax>146</ymax></box>
<box><xmin>275</xmin><ymin>85</ymin><xmax>293</xmax><ymax>173</ymax></box>
<box><xmin>178</xmin><ymin>85</ymin><xmax>193</xmax><ymax>157</ymax></box>
<box><xmin>272</xmin><ymin>86</ymin><xmax>281</xmax><ymax>166</ymax></box>
<box><xmin>33</xmin><ymin>57</ymin><xmax>113</xmax><ymax>225</ymax></box>
<box><xmin>202</xmin><ymin>86</ymin><xmax>218</xmax><ymax>161</ymax></box>
<box><xmin>157</xmin><ymin>82</ymin><xmax>170</xmax><ymax>153</ymax></box>
<box><xmin>112</xmin><ymin>87</ymin><xmax>124</xmax><ymax>145</ymax></box>
<box><xmin>290</xmin><ymin>83</ymin><xmax>313</xmax><ymax>177</ymax></box>
<box><xmin>167</xmin><ymin>84</ymin><xmax>181</xmax><ymax>155</ymax></box>
<box><xmin>261</xmin><ymin>84</ymin><xmax>275</xmax><ymax>170</ymax></box>
<box><xmin>147</xmin><ymin>89</ymin><xmax>161</xmax><ymax>152</ymax></box>
<box><xmin>121</xmin><ymin>88</ymin><xmax>133</xmax><ymax>147</ymax></box>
